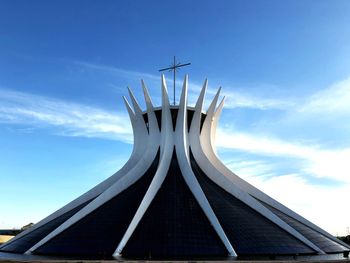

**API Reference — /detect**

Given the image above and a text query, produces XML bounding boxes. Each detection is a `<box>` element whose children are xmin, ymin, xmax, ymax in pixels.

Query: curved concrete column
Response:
<box><xmin>200</xmin><ymin>87</ymin><xmax>342</xmax><ymax>247</ymax></box>
<box><xmin>114</xmin><ymin>75</ymin><xmax>174</xmax><ymax>256</ymax></box>
<box><xmin>27</xmin><ymin>94</ymin><xmax>159</xmax><ymax>254</ymax></box>
<box><xmin>3</xmin><ymin>91</ymin><xmax>148</xmax><ymax>251</ymax></box>
<box><xmin>6</xmin><ymin>75</ymin><xmax>347</xmax><ymax>259</ymax></box>
<box><xmin>175</xmin><ymin>76</ymin><xmax>236</xmax><ymax>257</ymax></box>
<box><xmin>189</xmin><ymin>85</ymin><xmax>324</xmax><ymax>254</ymax></box>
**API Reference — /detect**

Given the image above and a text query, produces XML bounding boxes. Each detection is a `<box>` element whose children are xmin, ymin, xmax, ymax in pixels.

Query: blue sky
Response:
<box><xmin>1</xmin><ymin>1</ymin><xmax>350</xmax><ymax>235</ymax></box>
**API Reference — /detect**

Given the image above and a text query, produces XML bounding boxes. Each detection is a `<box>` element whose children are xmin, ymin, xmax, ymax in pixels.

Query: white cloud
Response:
<box><xmin>76</xmin><ymin>60</ymin><xmax>295</xmax><ymax>111</ymax></box>
<box><xmin>3</xmin><ymin>61</ymin><xmax>350</xmax><ymax>235</ymax></box>
<box><xmin>222</xmin><ymin>90</ymin><xmax>295</xmax><ymax>110</ymax></box>
<box><xmin>74</xmin><ymin>61</ymin><xmax>160</xmax><ymax>82</ymax></box>
<box><xmin>0</xmin><ymin>89</ymin><xmax>133</xmax><ymax>142</ymax></box>
<box><xmin>223</xmin><ymin>158</ymin><xmax>276</xmax><ymax>179</ymax></box>
<box><xmin>219</xmin><ymin>146</ymin><xmax>350</xmax><ymax>236</ymax></box>
<box><xmin>216</xmin><ymin>127</ymin><xmax>350</xmax><ymax>234</ymax></box>
<box><xmin>185</xmin><ymin>80</ymin><xmax>295</xmax><ymax>110</ymax></box>
<box><xmin>68</xmin><ymin>61</ymin><xmax>350</xmax><ymax>115</ymax></box>
<box><xmin>216</xmin><ymin>128</ymin><xmax>350</xmax><ymax>184</ymax></box>
<box><xmin>245</xmin><ymin>172</ymin><xmax>350</xmax><ymax>236</ymax></box>
<box><xmin>216</xmin><ymin>128</ymin><xmax>318</xmax><ymax>158</ymax></box>
<box><xmin>300</xmin><ymin>77</ymin><xmax>350</xmax><ymax>115</ymax></box>
<box><xmin>215</xmin><ymin>76</ymin><xmax>350</xmax><ymax>236</ymax></box>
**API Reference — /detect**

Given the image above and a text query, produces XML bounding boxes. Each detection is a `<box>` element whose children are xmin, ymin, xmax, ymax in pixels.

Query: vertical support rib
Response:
<box><xmin>27</xmin><ymin>96</ymin><xmax>159</xmax><ymax>254</ymax></box>
<box><xmin>10</xmin><ymin>75</ymin><xmax>346</xmax><ymax>259</ymax></box>
<box><xmin>199</xmin><ymin>89</ymin><xmax>343</xmax><ymax>247</ymax></box>
<box><xmin>175</xmin><ymin>75</ymin><xmax>189</xmax><ymax>158</ymax></box>
<box><xmin>189</xmin><ymin>79</ymin><xmax>207</xmax><ymax>135</ymax></box>
<box><xmin>175</xmin><ymin>77</ymin><xmax>236</xmax><ymax>257</ymax></box>
<box><xmin>200</xmin><ymin>87</ymin><xmax>221</xmax><ymax>156</ymax></box>
<box><xmin>173</xmin><ymin>56</ymin><xmax>176</xmax><ymax>105</ymax></box>
<box><xmin>211</xmin><ymin>97</ymin><xmax>225</xmax><ymax>155</ymax></box>
<box><xmin>114</xmin><ymin>75</ymin><xmax>174</xmax><ymax>257</ymax></box>
<box><xmin>189</xmin><ymin>88</ymin><xmax>324</xmax><ymax>254</ymax></box>
<box><xmin>142</xmin><ymin>80</ymin><xmax>160</xmax><ymax>137</ymax></box>
<box><xmin>127</xmin><ymin>87</ymin><xmax>143</xmax><ymax>116</ymax></box>
<box><xmin>141</xmin><ymin>80</ymin><xmax>154</xmax><ymax>110</ymax></box>
<box><xmin>123</xmin><ymin>95</ymin><xmax>148</xmax><ymax>160</ymax></box>
<box><xmin>3</xmin><ymin>94</ymin><xmax>147</xmax><ymax>251</ymax></box>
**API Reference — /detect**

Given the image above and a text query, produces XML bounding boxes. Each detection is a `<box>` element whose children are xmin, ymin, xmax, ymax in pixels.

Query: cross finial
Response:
<box><xmin>159</xmin><ymin>56</ymin><xmax>191</xmax><ymax>105</ymax></box>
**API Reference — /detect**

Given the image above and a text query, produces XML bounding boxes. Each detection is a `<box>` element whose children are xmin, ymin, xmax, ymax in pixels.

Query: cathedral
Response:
<box><xmin>1</xmin><ymin>76</ymin><xmax>349</xmax><ymax>260</ymax></box>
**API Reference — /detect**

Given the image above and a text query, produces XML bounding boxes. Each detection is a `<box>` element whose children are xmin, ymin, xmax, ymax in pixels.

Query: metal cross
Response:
<box><xmin>159</xmin><ymin>56</ymin><xmax>191</xmax><ymax>105</ymax></box>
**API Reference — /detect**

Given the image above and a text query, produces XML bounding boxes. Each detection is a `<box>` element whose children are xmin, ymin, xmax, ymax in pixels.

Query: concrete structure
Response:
<box><xmin>1</xmin><ymin>76</ymin><xmax>349</xmax><ymax>260</ymax></box>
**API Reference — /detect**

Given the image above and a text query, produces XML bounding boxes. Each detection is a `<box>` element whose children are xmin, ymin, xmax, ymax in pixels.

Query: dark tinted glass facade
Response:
<box><xmin>0</xmin><ymin>201</ymin><xmax>91</xmax><ymax>254</ymax></box>
<box><xmin>34</xmin><ymin>150</ymin><xmax>160</xmax><ymax>258</ymax></box>
<box><xmin>142</xmin><ymin>109</ymin><xmax>206</xmax><ymax>133</ymax></box>
<box><xmin>122</xmin><ymin>150</ymin><xmax>227</xmax><ymax>259</ymax></box>
<box><xmin>190</xmin><ymin>150</ymin><xmax>316</xmax><ymax>256</ymax></box>
<box><xmin>257</xmin><ymin>199</ymin><xmax>349</xmax><ymax>253</ymax></box>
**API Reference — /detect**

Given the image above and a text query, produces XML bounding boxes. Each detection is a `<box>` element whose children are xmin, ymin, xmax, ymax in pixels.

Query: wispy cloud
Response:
<box><xmin>223</xmin><ymin>89</ymin><xmax>295</xmax><ymax>110</ymax></box>
<box><xmin>216</xmin><ymin>127</ymin><xmax>350</xmax><ymax>184</ymax></box>
<box><xmin>76</xmin><ymin>60</ymin><xmax>295</xmax><ymax>111</ymax></box>
<box><xmin>216</xmin><ymin>127</ymin><xmax>350</xmax><ymax>236</ymax></box>
<box><xmin>223</xmin><ymin>158</ymin><xmax>277</xmax><ymax>179</ymax></box>
<box><xmin>187</xmin><ymin>84</ymin><xmax>295</xmax><ymax>110</ymax></box>
<box><xmin>74</xmin><ymin>60</ymin><xmax>160</xmax><ymax>82</ymax></box>
<box><xmin>2</xmin><ymin>72</ymin><xmax>350</xmax><ymax>185</ymax></box>
<box><xmin>299</xmin><ymin>77</ymin><xmax>350</xmax><ymax>115</ymax></box>
<box><xmin>0</xmin><ymin>89</ymin><xmax>132</xmax><ymax>142</ymax></box>
<box><xmin>247</xmin><ymin>171</ymin><xmax>350</xmax><ymax>236</ymax></box>
<box><xmin>2</xmin><ymin>62</ymin><xmax>350</xmax><ymax>234</ymax></box>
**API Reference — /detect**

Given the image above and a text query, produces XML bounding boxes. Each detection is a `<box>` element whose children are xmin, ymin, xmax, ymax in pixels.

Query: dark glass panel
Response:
<box><xmin>34</xmin><ymin>150</ymin><xmax>160</xmax><ymax>259</ymax></box>
<box><xmin>0</xmin><ymin>201</ymin><xmax>91</xmax><ymax>254</ymax></box>
<box><xmin>122</xmin><ymin>149</ymin><xmax>227</xmax><ymax>259</ymax></box>
<box><xmin>187</xmin><ymin>108</ymin><xmax>194</xmax><ymax>132</ymax></box>
<box><xmin>190</xmin><ymin>150</ymin><xmax>316</xmax><ymax>256</ymax></box>
<box><xmin>154</xmin><ymin>109</ymin><xmax>162</xmax><ymax>131</ymax></box>
<box><xmin>257</xmin><ymin>199</ymin><xmax>350</xmax><ymax>253</ymax></box>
